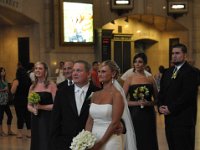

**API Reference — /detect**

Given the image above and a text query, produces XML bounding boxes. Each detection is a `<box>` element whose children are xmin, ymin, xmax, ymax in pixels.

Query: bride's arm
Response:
<box><xmin>85</xmin><ymin>115</ymin><xmax>93</xmax><ymax>132</ymax></box>
<box><xmin>91</xmin><ymin>91</ymin><xmax>124</xmax><ymax>149</ymax></box>
<box><xmin>85</xmin><ymin>93</ymin><xmax>96</xmax><ymax>131</ymax></box>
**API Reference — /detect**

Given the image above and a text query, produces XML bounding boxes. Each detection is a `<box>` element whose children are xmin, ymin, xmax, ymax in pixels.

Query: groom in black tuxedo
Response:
<box><xmin>49</xmin><ymin>60</ymin><xmax>100</xmax><ymax>150</ymax></box>
<box><xmin>158</xmin><ymin>43</ymin><xmax>199</xmax><ymax>150</ymax></box>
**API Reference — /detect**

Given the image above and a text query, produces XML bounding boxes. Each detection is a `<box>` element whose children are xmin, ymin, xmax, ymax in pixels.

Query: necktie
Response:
<box><xmin>80</xmin><ymin>89</ymin><xmax>85</xmax><ymax>104</ymax></box>
<box><xmin>173</xmin><ymin>66</ymin><xmax>177</xmax><ymax>73</ymax></box>
<box><xmin>77</xmin><ymin>89</ymin><xmax>85</xmax><ymax>115</ymax></box>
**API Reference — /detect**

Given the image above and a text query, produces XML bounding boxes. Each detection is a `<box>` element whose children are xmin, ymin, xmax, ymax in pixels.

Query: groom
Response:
<box><xmin>49</xmin><ymin>60</ymin><xmax>100</xmax><ymax>150</ymax></box>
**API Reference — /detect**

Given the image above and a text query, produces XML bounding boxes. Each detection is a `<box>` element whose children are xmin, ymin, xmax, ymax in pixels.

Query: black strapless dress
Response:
<box><xmin>128</xmin><ymin>84</ymin><xmax>158</xmax><ymax>150</ymax></box>
<box><xmin>30</xmin><ymin>92</ymin><xmax>53</xmax><ymax>150</ymax></box>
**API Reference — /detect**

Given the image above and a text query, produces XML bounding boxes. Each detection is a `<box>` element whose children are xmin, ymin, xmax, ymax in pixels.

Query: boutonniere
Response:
<box><xmin>87</xmin><ymin>92</ymin><xmax>94</xmax><ymax>101</ymax></box>
<box><xmin>171</xmin><ymin>71</ymin><xmax>178</xmax><ymax>79</ymax></box>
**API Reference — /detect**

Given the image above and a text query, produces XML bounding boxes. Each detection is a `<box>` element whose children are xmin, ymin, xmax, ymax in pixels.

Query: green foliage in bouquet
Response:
<box><xmin>28</xmin><ymin>92</ymin><xmax>41</xmax><ymax>104</ymax></box>
<box><xmin>133</xmin><ymin>86</ymin><xmax>149</xmax><ymax>100</ymax></box>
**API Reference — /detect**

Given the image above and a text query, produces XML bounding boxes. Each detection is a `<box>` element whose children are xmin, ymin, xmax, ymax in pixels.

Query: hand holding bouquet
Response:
<box><xmin>28</xmin><ymin>92</ymin><xmax>41</xmax><ymax>115</ymax></box>
<box><xmin>70</xmin><ymin>130</ymin><xmax>96</xmax><ymax>150</ymax></box>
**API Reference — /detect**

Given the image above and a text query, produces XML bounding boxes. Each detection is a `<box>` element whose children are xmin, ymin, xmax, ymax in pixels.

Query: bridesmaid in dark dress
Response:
<box><xmin>27</xmin><ymin>62</ymin><xmax>57</xmax><ymax>150</ymax></box>
<box><xmin>123</xmin><ymin>53</ymin><xmax>159</xmax><ymax>150</ymax></box>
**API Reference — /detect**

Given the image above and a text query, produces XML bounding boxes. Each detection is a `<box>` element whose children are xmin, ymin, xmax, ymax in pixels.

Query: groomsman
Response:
<box><xmin>49</xmin><ymin>60</ymin><xmax>100</xmax><ymax>150</ymax></box>
<box><xmin>158</xmin><ymin>43</ymin><xmax>199</xmax><ymax>150</ymax></box>
<box><xmin>57</xmin><ymin>60</ymin><xmax>74</xmax><ymax>89</ymax></box>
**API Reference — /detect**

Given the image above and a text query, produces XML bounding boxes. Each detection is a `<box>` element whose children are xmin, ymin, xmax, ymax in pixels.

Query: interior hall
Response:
<box><xmin>0</xmin><ymin>0</ymin><xmax>200</xmax><ymax>150</ymax></box>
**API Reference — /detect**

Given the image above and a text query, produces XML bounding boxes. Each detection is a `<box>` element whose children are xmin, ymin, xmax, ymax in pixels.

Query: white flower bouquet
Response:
<box><xmin>28</xmin><ymin>92</ymin><xmax>41</xmax><ymax>115</ymax></box>
<box><xmin>70</xmin><ymin>130</ymin><xmax>96</xmax><ymax>150</ymax></box>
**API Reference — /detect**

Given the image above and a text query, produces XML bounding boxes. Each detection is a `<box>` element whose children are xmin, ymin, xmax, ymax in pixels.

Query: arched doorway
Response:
<box><xmin>101</xmin><ymin>14</ymin><xmax>188</xmax><ymax>74</ymax></box>
<box><xmin>0</xmin><ymin>5</ymin><xmax>37</xmax><ymax>81</ymax></box>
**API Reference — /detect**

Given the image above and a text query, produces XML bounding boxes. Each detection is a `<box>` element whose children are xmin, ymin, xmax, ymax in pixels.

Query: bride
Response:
<box><xmin>85</xmin><ymin>60</ymin><xmax>137</xmax><ymax>150</ymax></box>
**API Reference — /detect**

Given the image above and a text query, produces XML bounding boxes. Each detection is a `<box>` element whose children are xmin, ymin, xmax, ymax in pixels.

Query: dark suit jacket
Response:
<box><xmin>57</xmin><ymin>80</ymin><xmax>69</xmax><ymax>89</ymax></box>
<box><xmin>49</xmin><ymin>83</ymin><xmax>100</xmax><ymax>150</ymax></box>
<box><xmin>158</xmin><ymin>62</ymin><xmax>199</xmax><ymax>128</ymax></box>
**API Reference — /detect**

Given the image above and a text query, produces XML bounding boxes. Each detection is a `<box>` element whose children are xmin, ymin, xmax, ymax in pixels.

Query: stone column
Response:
<box><xmin>193</xmin><ymin>0</ymin><xmax>200</xmax><ymax>68</ymax></box>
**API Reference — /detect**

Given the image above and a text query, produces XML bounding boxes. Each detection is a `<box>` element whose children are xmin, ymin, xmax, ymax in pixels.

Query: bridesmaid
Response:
<box><xmin>27</xmin><ymin>62</ymin><xmax>57</xmax><ymax>150</ymax></box>
<box><xmin>123</xmin><ymin>53</ymin><xmax>159</xmax><ymax>150</ymax></box>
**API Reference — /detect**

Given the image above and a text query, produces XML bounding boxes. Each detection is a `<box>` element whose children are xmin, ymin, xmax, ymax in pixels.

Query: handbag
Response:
<box><xmin>0</xmin><ymin>92</ymin><xmax>8</xmax><ymax>105</ymax></box>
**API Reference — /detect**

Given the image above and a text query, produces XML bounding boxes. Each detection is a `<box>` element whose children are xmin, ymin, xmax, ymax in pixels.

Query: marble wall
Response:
<box><xmin>0</xmin><ymin>0</ymin><xmax>199</xmax><ymax>81</ymax></box>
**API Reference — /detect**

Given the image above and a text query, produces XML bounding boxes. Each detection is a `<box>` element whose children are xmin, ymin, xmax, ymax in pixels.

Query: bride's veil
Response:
<box><xmin>113</xmin><ymin>80</ymin><xmax>137</xmax><ymax>150</ymax></box>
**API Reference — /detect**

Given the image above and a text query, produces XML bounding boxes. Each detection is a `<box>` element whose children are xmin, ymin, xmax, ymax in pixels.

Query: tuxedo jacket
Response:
<box><xmin>57</xmin><ymin>80</ymin><xmax>69</xmax><ymax>89</ymax></box>
<box><xmin>49</xmin><ymin>83</ymin><xmax>100</xmax><ymax>150</ymax></box>
<box><xmin>158</xmin><ymin>62</ymin><xmax>199</xmax><ymax>128</ymax></box>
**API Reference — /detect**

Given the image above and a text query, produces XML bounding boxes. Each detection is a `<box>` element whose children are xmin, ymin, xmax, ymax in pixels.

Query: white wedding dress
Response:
<box><xmin>90</xmin><ymin>103</ymin><xmax>123</xmax><ymax>150</ymax></box>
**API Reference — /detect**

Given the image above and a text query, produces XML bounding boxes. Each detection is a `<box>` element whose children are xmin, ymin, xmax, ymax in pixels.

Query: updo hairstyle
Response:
<box><xmin>101</xmin><ymin>60</ymin><xmax>120</xmax><ymax>79</ymax></box>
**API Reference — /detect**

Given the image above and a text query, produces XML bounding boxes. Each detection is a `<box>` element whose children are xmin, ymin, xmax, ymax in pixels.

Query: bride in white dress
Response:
<box><xmin>85</xmin><ymin>60</ymin><xmax>137</xmax><ymax>150</ymax></box>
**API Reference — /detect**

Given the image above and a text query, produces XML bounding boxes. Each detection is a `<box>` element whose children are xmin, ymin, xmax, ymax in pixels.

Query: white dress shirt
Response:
<box><xmin>74</xmin><ymin>83</ymin><xmax>89</xmax><ymax>115</ymax></box>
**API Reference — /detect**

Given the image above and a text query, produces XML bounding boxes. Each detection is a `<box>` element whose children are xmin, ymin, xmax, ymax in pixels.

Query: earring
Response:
<box><xmin>112</xmin><ymin>78</ymin><xmax>114</xmax><ymax>84</ymax></box>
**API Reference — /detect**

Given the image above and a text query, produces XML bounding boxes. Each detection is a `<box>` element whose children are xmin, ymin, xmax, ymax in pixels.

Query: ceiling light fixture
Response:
<box><xmin>115</xmin><ymin>0</ymin><xmax>129</xmax><ymax>5</ymax></box>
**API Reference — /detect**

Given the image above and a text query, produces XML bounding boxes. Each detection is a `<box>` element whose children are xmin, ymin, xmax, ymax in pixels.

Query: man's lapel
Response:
<box><xmin>164</xmin><ymin>67</ymin><xmax>175</xmax><ymax>89</ymax></box>
<box><xmin>68</xmin><ymin>85</ymin><xmax>79</xmax><ymax>116</ymax></box>
<box><xmin>166</xmin><ymin>64</ymin><xmax>185</xmax><ymax>88</ymax></box>
<box><xmin>80</xmin><ymin>83</ymin><xmax>93</xmax><ymax>115</ymax></box>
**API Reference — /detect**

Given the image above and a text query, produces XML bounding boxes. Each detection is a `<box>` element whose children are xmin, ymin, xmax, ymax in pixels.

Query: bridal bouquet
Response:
<box><xmin>133</xmin><ymin>86</ymin><xmax>149</xmax><ymax>108</ymax></box>
<box><xmin>28</xmin><ymin>92</ymin><xmax>41</xmax><ymax>115</ymax></box>
<box><xmin>70</xmin><ymin>130</ymin><xmax>96</xmax><ymax>150</ymax></box>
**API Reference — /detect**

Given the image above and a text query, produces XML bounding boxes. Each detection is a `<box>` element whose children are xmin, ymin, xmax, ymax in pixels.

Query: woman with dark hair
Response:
<box><xmin>28</xmin><ymin>62</ymin><xmax>57</xmax><ymax>150</ymax></box>
<box><xmin>0</xmin><ymin>67</ymin><xmax>15</xmax><ymax>136</ymax></box>
<box><xmin>11</xmin><ymin>66</ymin><xmax>32</xmax><ymax>138</ymax></box>
<box><xmin>123</xmin><ymin>53</ymin><xmax>159</xmax><ymax>150</ymax></box>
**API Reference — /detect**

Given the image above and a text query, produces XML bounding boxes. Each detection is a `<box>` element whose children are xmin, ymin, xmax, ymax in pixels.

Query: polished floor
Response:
<box><xmin>0</xmin><ymin>93</ymin><xmax>200</xmax><ymax>150</ymax></box>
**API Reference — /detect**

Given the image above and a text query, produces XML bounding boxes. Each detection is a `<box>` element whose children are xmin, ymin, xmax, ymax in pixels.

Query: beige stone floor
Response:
<box><xmin>0</xmin><ymin>93</ymin><xmax>200</xmax><ymax>150</ymax></box>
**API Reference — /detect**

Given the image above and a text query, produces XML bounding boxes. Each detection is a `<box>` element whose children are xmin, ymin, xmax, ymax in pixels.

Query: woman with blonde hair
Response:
<box><xmin>85</xmin><ymin>60</ymin><xmax>137</xmax><ymax>150</ymax></box>
<box><xmin>28</xmin><ymin>62</ymin><xmax>57</xmax><ymax>150</ymax></box>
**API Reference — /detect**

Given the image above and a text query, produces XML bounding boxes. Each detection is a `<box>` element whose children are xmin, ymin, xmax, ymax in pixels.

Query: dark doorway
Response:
<box><xmin>18</xmin><ymin>37</ymin><xmax>30</xmax><ymax>70</ymax></box>
<box><xmin>113</xmin><ymin>41</ymin><xmax>131</xmax><ymax>73</ymax></box>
